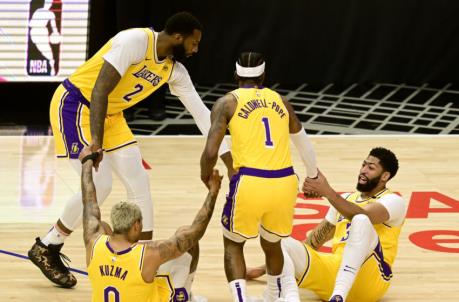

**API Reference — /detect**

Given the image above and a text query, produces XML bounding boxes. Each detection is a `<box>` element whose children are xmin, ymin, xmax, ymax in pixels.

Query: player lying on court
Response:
<box><xmin>247</xmin><ymin>147</ymin><xmax>406</xmax><ymax>302</ymax></box>
<box><xmin>80</xmin><ymin>145</ymin><xmax>222</xmax><ymax>302</ymax></box>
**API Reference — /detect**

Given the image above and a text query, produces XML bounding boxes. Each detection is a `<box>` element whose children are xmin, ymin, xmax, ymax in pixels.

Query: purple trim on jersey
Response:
<box><xmin>260</xmin><ymin>224</ymin><xmax>290</xmax><ymax>238</ymax></box>
<box><xmin>222</xmin><ymin>172</ymin><xmax>243</xmax><ymax>231</ymax></box>
<box><xmin>173</xmin><ymin>287</ymin><xmax>189</xmax><ymax>302</ymax></box>
<box><xmin>105</xmin><ymin>140</ymin><xmax>137</xmax><ymax>153</ymax></box>
<box><xmin>373</xmin><ymin>241</ymin><xmax>393</xmax><ymax>281</ymax></box>
<box><xmin>235</xmin><ymin>282</ymin><xmax>244</xmax><ymax>302</ymax></box>
<box><xmin>105</xmin><ymin>241</ymin><xmax>134</xmax><ymax>255</ymax></box>
<box><xmin>57</xmin><ymin>79</ymin><xmax>92</xmax><ymax>158</ymax></box>
<box><xmin>139</xmin><ymin>245</ymin><xmax>146</xmax><ymax>269</ymax></box>
<box><xmin>239</xmin><ymin>166</ymin><xmax>294</xmax><ymax>178</ymax></box>
<box><xmin>63</xmin><ymin>79</ymin><xmax>90</xmax><ymax>107</ymax></box>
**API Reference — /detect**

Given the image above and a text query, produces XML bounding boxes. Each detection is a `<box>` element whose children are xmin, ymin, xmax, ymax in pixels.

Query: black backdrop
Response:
<box><xmin>2</xmin><ymin>0</ymin><xmax>459</xmax><ymax>124</ymax></box>
<box><xmin>90</xmin><ymin>0</ymin><xmax>459</xmax><ymax>85</ymax></box>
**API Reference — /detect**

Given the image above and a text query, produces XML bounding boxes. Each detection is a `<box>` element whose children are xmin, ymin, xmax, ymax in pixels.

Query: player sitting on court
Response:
<box><xmin>80</xmin><ymin>145</ymin><xmax>222</xmax><ymax>302</ymax></box>
<box><xmin>247</xmin><ymin>147</ymin><xmax>406</xmax><ymax>302</ymax></box>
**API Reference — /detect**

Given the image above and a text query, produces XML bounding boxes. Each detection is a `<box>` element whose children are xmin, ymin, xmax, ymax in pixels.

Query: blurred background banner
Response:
<box><xmin>0</xmin><ymin>0</ymin><xmax>90</xmax><ymax>82</ymax></box>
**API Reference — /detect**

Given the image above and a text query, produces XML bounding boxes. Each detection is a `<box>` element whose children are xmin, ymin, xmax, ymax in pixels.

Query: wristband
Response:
<box><xmin>81</xmin><ymin>152</ymin><xmax>100</xmax><ymax>164</ymax></box>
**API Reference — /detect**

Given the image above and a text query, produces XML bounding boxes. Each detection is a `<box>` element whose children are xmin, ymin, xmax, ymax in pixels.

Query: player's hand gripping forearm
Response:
<box><xmin>155</xmin><ymin>170</ymin><xmax>223</xmax><ymax>264</ymax></box>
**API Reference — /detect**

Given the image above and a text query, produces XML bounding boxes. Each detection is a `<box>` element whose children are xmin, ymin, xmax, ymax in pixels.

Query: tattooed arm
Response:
<box><xmin>89</xmin><ymin>61</ymin><xmax>121</xmax><ymax>169</ymax></box>
<box><xmin>200</xmin><ymin>94</ymin><xmax>236</xmax><ymax>187</ymax></box>
<box><xmin>79</xmin><ymin>146</ymin><xmax>105</xmax><ymax>265</ymax></box>
<box><xmin>304</xmin><ymin>219</ymin><xmax>336</xmax><ymax>250</ymax></box>
<box><xmin>142</xmin><ymin>170</ymin><xmax>223</xmax><ymax>282</ymax></box>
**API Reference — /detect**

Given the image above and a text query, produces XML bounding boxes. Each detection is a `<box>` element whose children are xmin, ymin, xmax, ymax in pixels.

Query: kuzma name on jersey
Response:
<box><xmin>98</xmin><ymin>264</ymin><xmax>128</xmax><ymax>281</ymax></box>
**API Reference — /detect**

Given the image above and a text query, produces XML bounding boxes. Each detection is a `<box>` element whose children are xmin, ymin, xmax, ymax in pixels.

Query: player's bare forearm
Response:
<box><xmin>90</xmin><ymin>61</ymin><xmax>121</xmax><ymax>147</ymax></box>
<box><xmin>81</xmin><ymin>160</ymin><xmax>102</xmax><ymax>246</ymax></box>
<box><xmin>325</xmin><ymin>190</ymin><xmax>366</xmax><ymax>221</ymax></box>
<box><xmin>155</xmin><ymin>179</ymin><xmax>220</xmax><ymax>264</ymax></box>
<box><xmin>201</xmin><ymin>97</ymin><xmax>231</xmax><ymax>183</ymax></box>
<box><xmin>305</xmin><ymin>219</ymin><xmax>335</xmax><ymax>250</ymax></box>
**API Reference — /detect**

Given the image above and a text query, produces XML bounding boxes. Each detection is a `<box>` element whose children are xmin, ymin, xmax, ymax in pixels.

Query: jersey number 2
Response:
<box><xmin>123</xmin><ymin>84</ymin><xmax>144</xmax><ymax>101</ymax></box>
<box><xmin>104</xmin><ymin>286</ymin><xmax>120</xmax><ymax>302</ymax></box>
<box><xmin>262</xmin><ymin>117</ymin><xmax>274</xmax><ymax>147</ymax></box>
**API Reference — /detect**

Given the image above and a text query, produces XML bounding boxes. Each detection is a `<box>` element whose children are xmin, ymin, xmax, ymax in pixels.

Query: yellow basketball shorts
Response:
<box><xmin>49</xmin><ymin>79</ymin><xmax>136</xmax><ymax>158</ymax></box>
<box><xmin>221</xmin><ymin>167</ymin><xmax>298</xmax><ymax>240</ymax></box>
<box><xmin>297</xmin><ymin>242</ymin><xmax>391</xmax><ymax>302</ymax></box>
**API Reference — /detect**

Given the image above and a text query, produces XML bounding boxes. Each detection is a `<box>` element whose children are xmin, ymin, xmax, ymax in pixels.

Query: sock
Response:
<box><xmin>331</xmin><ymin>214</ymin><xmax>378</xmax><ymax>300</ymax></box>
<box><xmin>229</xmin><ymin>279</ymin><xmax>247</xmax><ymax>302</ymax></box>
<box><xmin>281</xmin><ymin>250</ymin><xmax>300</xmax><ymax>302</ymax></box>
<box><xmin>265</xmin><ymin>274</ymin><xmax>282</xmax><ymax>302</ymax></box>
<box><xmin>42</xmin><ymin>225</ymin><xmax>68</xmax><ymax>246</ymax></box>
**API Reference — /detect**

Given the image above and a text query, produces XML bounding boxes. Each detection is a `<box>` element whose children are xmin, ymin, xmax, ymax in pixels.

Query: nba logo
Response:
<box><xmin>27</xmin><ymin>0</ymin><xmax>62</xmax><ymax>76</ymax></box>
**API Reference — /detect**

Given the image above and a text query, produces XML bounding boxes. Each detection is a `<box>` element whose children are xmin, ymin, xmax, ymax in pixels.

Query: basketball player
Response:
<box><xmin>247</xmin><ymin>147</ymin><xmax>406</xmax><ymax>302</ymax></box>
<box><xmin>28</xmin><ymin>11</ymin><xmax>233</xmax><ymax>288</ymax></box>
<box><xmin>200</xmin><ymin>52</ymin><xmax>318</xmax><ymax>302</ymax></box>
<box><xmin>79</xmin><ymin>145</ymin><xmax>223</xmax><ymax>301</ymax></box>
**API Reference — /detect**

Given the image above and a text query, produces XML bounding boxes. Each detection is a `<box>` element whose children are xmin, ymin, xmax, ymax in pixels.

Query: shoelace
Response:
<box><xmin>51</xmin><ymin>250</ymin><xmax>72</xmax><ymax>273</ymax></box>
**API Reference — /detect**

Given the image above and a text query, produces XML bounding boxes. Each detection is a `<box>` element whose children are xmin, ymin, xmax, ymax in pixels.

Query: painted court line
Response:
<box><xmin>0</xmin><ymin>248</ymin><xmax>88</xmax><ymax>276</ymax></box>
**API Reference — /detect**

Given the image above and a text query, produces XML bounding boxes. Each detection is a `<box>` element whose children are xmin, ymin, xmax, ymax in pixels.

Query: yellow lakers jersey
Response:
<box><xmin>69</xmin><ymin>28</ymin><xmax>174</xmax><ymax>115</ymax></box>
<box><xmin>88</xmin><ymin>235</ymin><xmax>161</xmax><ymax>302</ymax></box>
<box><xmin>332</xmin><ymin>189</ymin><xmax>403</xmax><ymax>265</ymax></box>
<box><xmin>228</xmin><ymin>87</ymin><xmax>292</xmax><ymax>170</ymax></box>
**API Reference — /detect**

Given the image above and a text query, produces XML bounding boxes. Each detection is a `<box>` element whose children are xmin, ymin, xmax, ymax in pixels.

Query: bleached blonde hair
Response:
<box><xmin>110</xmin><ymin>201</ymin><xmax>142</xmax><ymax>234</ymax></box>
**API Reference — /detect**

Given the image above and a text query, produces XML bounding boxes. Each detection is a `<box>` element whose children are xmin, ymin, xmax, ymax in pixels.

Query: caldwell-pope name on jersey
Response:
<box><xmin>133</xmin><ymin>66</ymin><xmax>162</xmax><ymax>86</ymax></box>
<box><xmin>99</xmin><ymin>264</ymin><xmax>128</xmax><ymax>280</ymax></box>
<box><xmin>237</xmin><ymin>99</ymin><xmax>287</xmax><ymax>119</ymax></box>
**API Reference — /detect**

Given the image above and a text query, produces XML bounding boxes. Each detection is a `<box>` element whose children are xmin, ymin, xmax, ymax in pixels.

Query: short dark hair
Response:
<box><xmin>164</xmin><ymin>12</ymin><xmax>202</xmax><ymax>36</ymax></box>
<box><xmin>236</xmin><ymin>52</ymin><xmax>265</xmax><ymax>83</ymax></box>
<box><xmin>369</xmin><ymin>147</ymin><xmax>399</xmax><ymax>180</ymax></box>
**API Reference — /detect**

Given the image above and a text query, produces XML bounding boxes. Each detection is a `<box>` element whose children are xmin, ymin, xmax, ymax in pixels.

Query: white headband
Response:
<box><xmin>236</xmin><ymin>62</ymin><xmax>265</xmax><ymax>77</ymax></box>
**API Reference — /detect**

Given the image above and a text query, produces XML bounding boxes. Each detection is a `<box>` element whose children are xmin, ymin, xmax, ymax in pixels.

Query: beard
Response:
<box><xmin>356</xmin><ymin>174</ymin><xmax>381</xmax><ymax>192</ymax></box>
<box><xmin>172</xmin><ymin>43</ymin><xmax>187</xmax><ymax>63</ymax></box>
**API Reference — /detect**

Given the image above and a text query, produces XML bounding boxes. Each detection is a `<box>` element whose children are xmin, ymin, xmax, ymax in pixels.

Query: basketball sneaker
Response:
<box><xmin>28</xmin><ymin>237</ymin><xmax>77</xmax><ymax>288</ymax></box>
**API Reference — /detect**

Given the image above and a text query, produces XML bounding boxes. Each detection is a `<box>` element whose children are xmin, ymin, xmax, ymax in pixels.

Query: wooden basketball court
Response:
<box><xmin>1</xmin><ymin>135</ymin><xmax>458</xmax><ymax>301</ymax></box>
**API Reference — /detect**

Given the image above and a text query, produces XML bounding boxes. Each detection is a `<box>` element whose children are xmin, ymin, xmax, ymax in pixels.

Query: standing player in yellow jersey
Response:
<box><xmin>79</xmin><ymin>145</ymin><xmax>223</xmax><ymax>302</ymax></box>
<box><xmin>29</xmin><ymin>11</ymin><xmax>233</xmax><ymax>288</ymax></box>
<box><xmin>200</xmin><ymin>52</ymin><xmax>318</xmax><ymax>302</ymax></box>
<box><xmin>247</xmin><ymin>147</ymin><xmax>406</xmax><ymax>302</ymax></box>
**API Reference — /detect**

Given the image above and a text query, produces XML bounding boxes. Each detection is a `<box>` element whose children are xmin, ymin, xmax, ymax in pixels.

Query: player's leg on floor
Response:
<box><xmin>28</xmin><ymin>157</ymin><xmax>113</xmax><ymax>288</ymax></box>
<box><xmin>330</xmin><ymin>214</ymin><xmax>378</xmax><ymax>302</ymax></box>
<box><xmin>224</xmin><ymin>236</ymin><xmax>247</xmax><ymax>302</ymax></box>
<box><xmin>280</xmin><ymin>237</ymin><xmax>309</xmax><ymax>302</ymax></box>
<box><xmin>106</xmin><ymin>145</ymin><xmax>153</xmax><ymax>240</ymax></box>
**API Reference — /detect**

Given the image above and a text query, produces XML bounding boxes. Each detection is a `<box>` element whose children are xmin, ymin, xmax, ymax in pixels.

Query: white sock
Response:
<box><xmin>281</xmin><ymin>250</ymin><xmax>301</xmax><ymax>302</ymax></box>
<box><xmin>265</xmin><ymin>274</ymin><xmax>282</xmax><ymax>302</ymax></box>
<box><xmin>229</xmin><ymin>279</ymin><xmax>247</xmax><ymax>302</ymax></box>
<box><xmin>331</xmin><ymin>214</ymin><xmax>378</xmax><ymax>300</ymax></box>
<box><xmin>42</xmin><ymin>225</ymin><xmax>68</xmax><ymax>246</ymax></box>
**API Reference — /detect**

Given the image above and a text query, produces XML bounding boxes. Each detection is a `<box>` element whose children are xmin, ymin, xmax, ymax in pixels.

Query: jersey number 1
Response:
<box><xmin>262</xmin><ymin>117</ymin><xmax>274</xmax><ymax>147</ymax></box>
